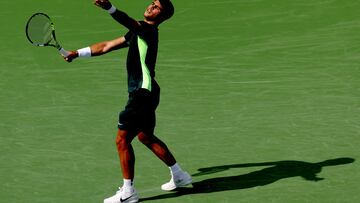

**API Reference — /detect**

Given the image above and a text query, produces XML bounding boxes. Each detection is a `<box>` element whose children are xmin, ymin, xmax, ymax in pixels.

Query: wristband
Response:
<box><xmin>108</xmin><ymin>5</ymin><xmax>117</xmax><ymax>14</ymax></box>
<box><xmin>77</xmin><ymin>47</ymin><xmax>92</xmax><ymax>57</ymax></box>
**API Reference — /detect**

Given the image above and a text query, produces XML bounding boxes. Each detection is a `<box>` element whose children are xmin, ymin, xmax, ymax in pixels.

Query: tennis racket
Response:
<box><xmin>25</xmin><ymin>13</ymin><xmax>69</xmax><ymax>57</ymax></box>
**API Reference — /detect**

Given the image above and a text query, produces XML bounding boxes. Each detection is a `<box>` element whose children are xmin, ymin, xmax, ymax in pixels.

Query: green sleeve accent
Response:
<box><xmin>137</xmin><ymin>36</ymin><xmax>152</xmax><ymax>91</ymax></box>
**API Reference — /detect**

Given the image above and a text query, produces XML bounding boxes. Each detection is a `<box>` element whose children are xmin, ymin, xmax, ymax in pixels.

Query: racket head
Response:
<box><xmin>25</xmin><ymin>13</ymin><xmax>57</xmax><ymax>47</ymax></box>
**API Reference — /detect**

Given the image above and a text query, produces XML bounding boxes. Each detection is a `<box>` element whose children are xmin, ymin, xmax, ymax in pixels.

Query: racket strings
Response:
<box><xmin>27</xmin><ymin>14</ymin><xmax>54</xmax><ymax>46</ymax></box>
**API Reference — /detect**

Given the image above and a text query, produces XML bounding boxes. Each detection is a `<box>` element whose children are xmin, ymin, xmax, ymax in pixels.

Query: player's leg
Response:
<box><xmin>137</xmin><ymin>132</ymin><xmax>192</xmax><ymax>191</ymax></box>
<box><xmin>116</xmin><ymin>129</ymin><xmax>137</xmax><ymax>180</ymax></box>
<box><xmin>137</xmin><ymin>132</ymin><xmax>176</xmax><ymax>166</ymax></box>
<box><xmin>104</xmin><ymin>129</ymin><xmax>139</xmax><ymax>203</ymax></box>
<box><xmin>104</xmin><ymin>94</ymin><xmax>140</xmax><ymax>203</ymax></box>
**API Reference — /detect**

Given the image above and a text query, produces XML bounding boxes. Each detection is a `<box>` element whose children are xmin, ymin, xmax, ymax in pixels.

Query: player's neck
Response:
<box><xmin>144</xmin><ymin>19</ymin><xmax>160</xmax><ymax>26</ymax></box>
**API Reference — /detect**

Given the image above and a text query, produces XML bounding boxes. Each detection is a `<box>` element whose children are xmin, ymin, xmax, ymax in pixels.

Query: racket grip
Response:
<box><xmin>59</xmin><ymin>47</ymin><xmax>70</xmax><ymax>57</ymax></box>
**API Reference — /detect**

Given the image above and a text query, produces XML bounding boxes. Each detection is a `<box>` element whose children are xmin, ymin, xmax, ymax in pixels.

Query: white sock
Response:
<box><xmin>123</xmin><ymin>179</ymin><xmax>133</xmax><ymax>190</ymax></box>
<box><xmin>169</xmin><ymin>163</ymin><xmax>182</xmax><ymax>176</ymax></box>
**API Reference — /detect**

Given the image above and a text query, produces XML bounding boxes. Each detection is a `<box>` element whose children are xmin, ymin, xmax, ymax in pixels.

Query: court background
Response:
<box><xmin>0</xmin><ymin>0</ymin><xmax>359</xmax><ymax>202</ymax></box>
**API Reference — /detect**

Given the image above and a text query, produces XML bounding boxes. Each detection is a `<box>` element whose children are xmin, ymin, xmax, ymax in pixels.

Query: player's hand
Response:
<box><xmin>94</xmin><ymin>0</ymin><xmax>112</xmax><ymax>10</ymax></box>
<box><xmin>63</xmin><ymin>51</ymin><xmax>78</xmax><ymax>63</ymax></box>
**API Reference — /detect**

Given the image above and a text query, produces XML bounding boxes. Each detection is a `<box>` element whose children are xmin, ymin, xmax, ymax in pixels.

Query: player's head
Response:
<box><xmin>144</xmin><ymin>0</ymin><xmax>174</xmax><ymax>24</ymax></box>
<box><xmin>158</xmin><ymin>0</ymin><xmax>174</xmax><ymax>21</ymax></box>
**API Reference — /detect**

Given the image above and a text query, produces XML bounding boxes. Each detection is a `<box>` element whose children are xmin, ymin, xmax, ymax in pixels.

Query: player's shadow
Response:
<box><xmin>140</xmin><ymin>157</ymin><xmax>354</xmax><ymax>202</ymax></box>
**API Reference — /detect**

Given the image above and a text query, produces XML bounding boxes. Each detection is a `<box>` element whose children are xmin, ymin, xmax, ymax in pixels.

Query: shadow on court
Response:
<box><xmin>140</xmin><ymin>157</ymin><xmax>354</xmax><ymax>202</ymax></box>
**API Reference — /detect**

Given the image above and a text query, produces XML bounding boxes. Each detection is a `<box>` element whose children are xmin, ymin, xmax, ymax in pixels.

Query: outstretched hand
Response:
<box><xmin>94</xmin><ymin>0</ymin><xmax>112</xmax><ymax>10</ymax></box>
<box><xmin>63</xmin><ymin>51</ymin><xmax>78</xmax><ymax>63</ymax></box>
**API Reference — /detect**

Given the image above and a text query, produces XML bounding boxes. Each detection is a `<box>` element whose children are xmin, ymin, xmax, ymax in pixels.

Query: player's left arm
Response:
<box><xmin>94</xmin><ymin>0</ymin><xmax>141</xmax><ymax>33</ymax></box>
<box><xmin>64</xmin><ymin>36</ymin><xmax>128</xmax><ymax>62</ymax></box>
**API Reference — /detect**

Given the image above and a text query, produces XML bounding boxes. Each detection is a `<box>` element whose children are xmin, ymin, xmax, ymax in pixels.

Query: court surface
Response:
<box><xmin>1</xmin><ymin>0</ymin><xmax>359</xmax><ymax>202</ymax></box>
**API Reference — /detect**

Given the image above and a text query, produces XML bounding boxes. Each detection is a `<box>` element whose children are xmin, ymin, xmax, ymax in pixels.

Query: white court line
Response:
<box><xmin>228</xmin><ymin>80</ymin><xmax>292</xmax><ymax>84</ymax></box>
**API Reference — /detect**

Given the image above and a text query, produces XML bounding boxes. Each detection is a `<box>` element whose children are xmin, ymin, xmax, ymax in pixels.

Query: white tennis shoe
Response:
<box><xmin>161</xmin><ymin>171</ymin><xmax>192</xmax><ymax>191</ymax></box>
<box><xmin>104</xmin><ymin>187</ymin><xmax>139</xmax><ymax>203</ymax></box>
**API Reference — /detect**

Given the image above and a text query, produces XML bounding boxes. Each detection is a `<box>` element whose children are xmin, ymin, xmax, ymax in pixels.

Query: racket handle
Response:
<box><xmin>59</xmin><ymin>47</ymin><xmax>70</xmax><ymax>57</ymax></box>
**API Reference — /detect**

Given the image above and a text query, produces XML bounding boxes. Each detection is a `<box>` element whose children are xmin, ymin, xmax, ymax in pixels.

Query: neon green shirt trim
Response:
<box><xmin>137</xmin><ymin>36</ymin><xmax>152</xmax><ymax>91</ymax></box>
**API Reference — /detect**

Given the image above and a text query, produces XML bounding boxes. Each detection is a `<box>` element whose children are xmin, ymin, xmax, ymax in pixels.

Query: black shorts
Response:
<box><xmin>118</xmin><ymin>88</ymin><xmax>160</xmax><ymax>135</ymax></box>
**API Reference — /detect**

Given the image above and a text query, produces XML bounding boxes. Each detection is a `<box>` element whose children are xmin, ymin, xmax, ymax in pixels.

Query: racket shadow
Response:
<box><xmin>140</xmin><ymin>157</ymin><xmax>355</xmax><ymax>202</ymax></box>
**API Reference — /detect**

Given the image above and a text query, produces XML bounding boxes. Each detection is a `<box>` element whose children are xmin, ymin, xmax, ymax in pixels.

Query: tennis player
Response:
<box><xmin>64</xmin><ymin>0</ymin><xmax>192</xmax><ymax>202</ymax></box>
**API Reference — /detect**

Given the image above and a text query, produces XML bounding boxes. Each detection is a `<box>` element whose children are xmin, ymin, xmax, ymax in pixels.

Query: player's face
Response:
<box><xmin>144</xmin><ymin>0</ymin><xmax>163</xmax><ymax>21</ymax></box>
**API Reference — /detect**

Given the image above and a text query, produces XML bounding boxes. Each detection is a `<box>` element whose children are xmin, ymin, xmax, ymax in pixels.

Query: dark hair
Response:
<box><xmin>158</xmin><ymin>0</ymin><xmax>174</xmax><ymax>21</ymax></box>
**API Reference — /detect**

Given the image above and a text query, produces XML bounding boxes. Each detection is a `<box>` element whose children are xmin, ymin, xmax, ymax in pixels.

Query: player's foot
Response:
<box><xmin>104</xmin><ymin>187</ymin><xmax>139</xmax><ymax>203</ymax></box>
<box><xmin>161</xmin><ymin>171</ymin><xmax>192</xmax><ymax>191</ymax></box>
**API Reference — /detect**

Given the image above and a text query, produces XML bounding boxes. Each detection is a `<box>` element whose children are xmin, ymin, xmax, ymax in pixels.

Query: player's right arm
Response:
<box><xmin>64</xmin><ymin>36</ymin><xmax>127</xmax><ymax>62</ymax></box>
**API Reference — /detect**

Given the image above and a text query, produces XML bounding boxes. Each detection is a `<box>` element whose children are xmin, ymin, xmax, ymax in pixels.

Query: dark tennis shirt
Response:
<box><xmin>124</xmin><ymin>21</ymin><xmax>159</xmax><ymax>93</ymax></box>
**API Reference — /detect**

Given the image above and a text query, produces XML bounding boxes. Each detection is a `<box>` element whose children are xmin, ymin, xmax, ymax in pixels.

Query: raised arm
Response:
<box><xmin>94</xmin><ymin>0</ymin><xmax>141</xmax><ymax>33</ymax></box>
<box><xmin>64</xmin><ymin>36</ymin><xmax>127</xmax><ymax>62</ymax></box>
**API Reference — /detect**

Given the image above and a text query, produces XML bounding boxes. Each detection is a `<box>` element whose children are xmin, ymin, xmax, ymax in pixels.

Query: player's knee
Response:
<box><xmin>115</xmin><ymin>134</ymin><xmax>124</xmax><ymax>148</ymax></box>
<box><xmin>138</xmin><ymin>132</ymin><xmax>152</xmax><ymax>145</ymax></box>
<box><xmin>116</xmin><ymin>131</ymin><xmax>131</xmax><ymax>149</ymax></box>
